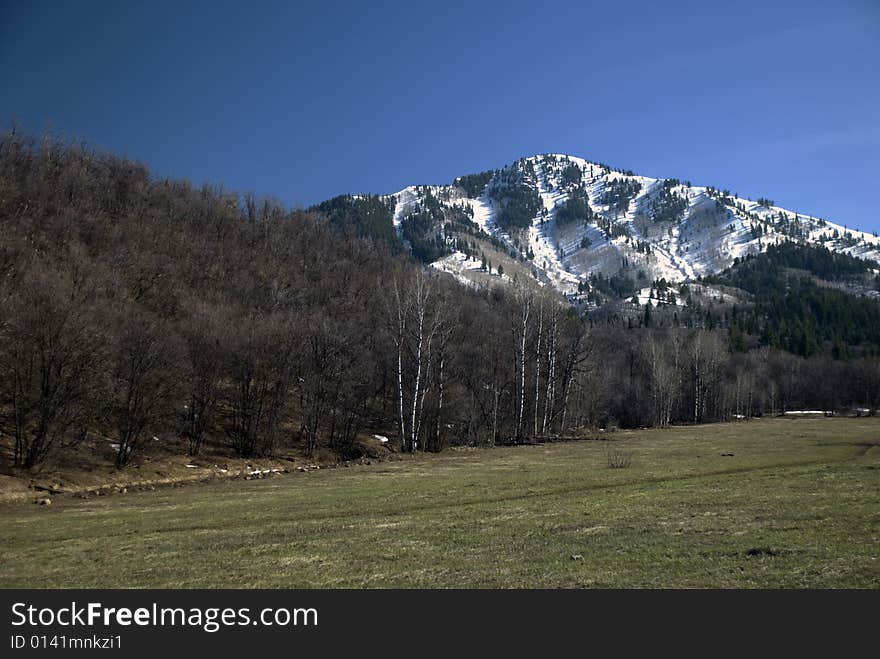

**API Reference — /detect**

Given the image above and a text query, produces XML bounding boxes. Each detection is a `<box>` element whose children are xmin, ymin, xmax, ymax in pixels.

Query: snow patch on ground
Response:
<box><xmin>429</xmin><ymin>251</ymin><xmax>486</xmax><ymax>288</ymax></box>
<box><xmin>635</xmin><ymin>286</ymin><xmax>682</xmax><ymax>307</ymax></box>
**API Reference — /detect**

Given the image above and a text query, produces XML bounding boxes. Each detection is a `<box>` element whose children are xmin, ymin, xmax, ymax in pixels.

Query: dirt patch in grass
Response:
<box><xmin>0</xmin><ymin>434</ymin><xmax>395</xmax><ymax>504</ymax></box>
<box><xmin>0</xmin><ymin>474</ymin><xmax>30</xmax><ymax>503</ymax></box>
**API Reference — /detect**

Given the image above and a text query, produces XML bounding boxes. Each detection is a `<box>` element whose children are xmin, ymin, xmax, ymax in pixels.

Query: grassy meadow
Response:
<box><xmin>1</xmin><ymin>417</ymin><xmax>878</xmax><ymax>588</ymax></box>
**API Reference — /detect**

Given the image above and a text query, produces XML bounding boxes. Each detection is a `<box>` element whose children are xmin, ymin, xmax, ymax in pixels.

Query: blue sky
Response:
<box><xmin>2</xmin><ymin>0</ymin><xmax>878</xmax><ymax>229</ymax></box>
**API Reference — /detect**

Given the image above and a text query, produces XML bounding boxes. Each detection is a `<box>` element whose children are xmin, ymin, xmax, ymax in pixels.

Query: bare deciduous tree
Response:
<box><xmin>225</xmin><ymin>312</ymin><xmax>294</xmax><ymax>458</ymax></box>
<box><xmin>108</xmin><ymin>312</ymin><xmax>182</xmax><ymax>467</ymax></box>
<box><xmin>0</xmin><ymin>264</ymin><xmax>106</xmax><ymax>468</ymax></box>
<box><xmin>179</xmin><ymin>302</ymin><xmax>224</xmax><ymax>456</ymax></box>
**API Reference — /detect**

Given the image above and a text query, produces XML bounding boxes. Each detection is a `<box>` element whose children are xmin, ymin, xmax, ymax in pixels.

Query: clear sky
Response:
<box><xmin>2</xmin><ymin>0</ymin><xmax>879</xmax><ymax>229</ymax></box>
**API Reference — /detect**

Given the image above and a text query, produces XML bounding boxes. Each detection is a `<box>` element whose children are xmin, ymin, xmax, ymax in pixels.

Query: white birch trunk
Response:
<box><xmin>409</xmin><ymin>292</ymin><xmax>425</xmax><ymax>453</ymax></box>
<box><xmin>516</xmin><ymin>293</ymin><xmax>531</xmax><ymax>439</ymax></box>
<box><xmin>533</xmin><ymin>303</ymin><xmax>543</xmax><ymax>437</ymax></box>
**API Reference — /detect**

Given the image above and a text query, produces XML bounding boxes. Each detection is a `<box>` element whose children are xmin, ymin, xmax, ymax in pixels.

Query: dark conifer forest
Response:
<box><xmin>3</xmin><ymin>132</ymin><xmax>880</xmax><ymax>473</ymax></box>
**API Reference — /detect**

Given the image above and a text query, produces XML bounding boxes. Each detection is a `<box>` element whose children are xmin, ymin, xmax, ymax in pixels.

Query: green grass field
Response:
<box><xmin>1</xmin><ymin>418</ymin><xmax>878</xmax><ymax>588</ymax></box>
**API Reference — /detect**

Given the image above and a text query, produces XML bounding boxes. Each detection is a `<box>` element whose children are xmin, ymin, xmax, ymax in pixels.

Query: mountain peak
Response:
<box><xmin>364</xmin><ymin>153</ymin><xmax>880</xmax><ymax>298</ymax></box>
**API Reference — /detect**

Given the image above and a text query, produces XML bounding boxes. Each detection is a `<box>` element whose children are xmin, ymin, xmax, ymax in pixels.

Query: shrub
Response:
<box><xmin>605</xmin><ymin>444</ymin><xmax>633</xmax><ymax>469</ymax></box>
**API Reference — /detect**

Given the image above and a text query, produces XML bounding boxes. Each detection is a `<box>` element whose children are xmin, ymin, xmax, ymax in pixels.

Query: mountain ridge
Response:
<box><xmin>346</xmin><ymin>153</ymin><xmax>880</xmax><ymax>298</ymax></box>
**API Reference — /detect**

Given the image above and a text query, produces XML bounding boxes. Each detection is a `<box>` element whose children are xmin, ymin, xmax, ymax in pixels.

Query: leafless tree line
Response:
<box><xmin>2</xmin><ymin>131</ymin><xmax>880</xmax><ymax>471</ymax></box>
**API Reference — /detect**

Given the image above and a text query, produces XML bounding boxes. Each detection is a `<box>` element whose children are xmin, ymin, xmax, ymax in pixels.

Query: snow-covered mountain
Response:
<box><xmin>376</xmin><ymin>154</ymin><xmax>880</xmax><ymax>297</ymax></box>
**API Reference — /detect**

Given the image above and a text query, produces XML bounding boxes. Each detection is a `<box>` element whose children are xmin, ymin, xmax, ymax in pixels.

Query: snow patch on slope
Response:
<box><xmin>391</xmin><ymin>186</ymin><xmax>419</xmax><ymax>234</ymax></box>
